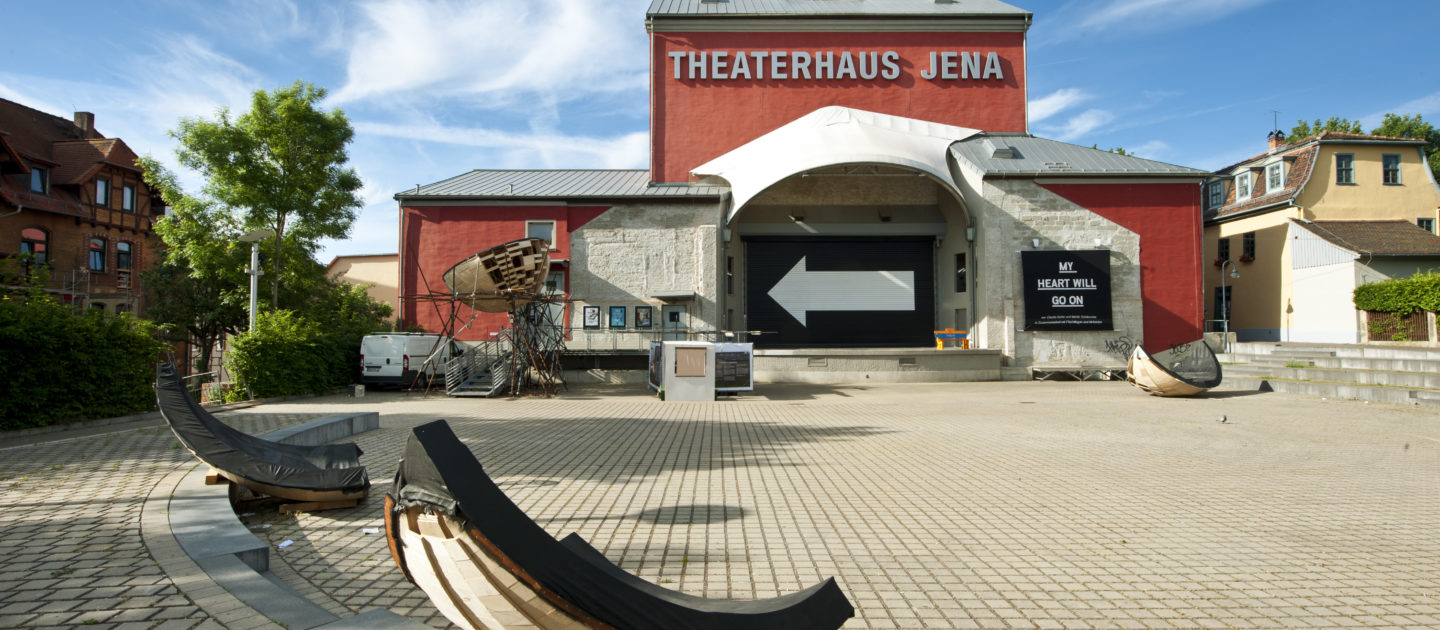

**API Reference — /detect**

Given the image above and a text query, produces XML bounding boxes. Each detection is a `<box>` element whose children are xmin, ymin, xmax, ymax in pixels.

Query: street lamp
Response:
<box><xmin>238</xmin><ymin>229</ymin><xmax>274</xmax><ymax>331</ymax></box>
<box><xmin>1218</xmin><ymin>259</ymin><xmax>1239</xmax><ymax>351</ymax></box>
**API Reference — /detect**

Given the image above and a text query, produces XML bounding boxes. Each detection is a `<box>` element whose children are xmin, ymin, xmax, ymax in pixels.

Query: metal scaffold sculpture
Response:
<box><xmin>409</xmin><ymin>237</ymin><xmax>568</xmax><ymax>397</ymax></box>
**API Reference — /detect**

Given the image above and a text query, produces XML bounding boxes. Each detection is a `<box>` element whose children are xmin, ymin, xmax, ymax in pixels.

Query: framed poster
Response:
<box><xmin>609</xmin><ymin>306</ymin><xmax>626</xmax><ymax>328</ymax></box>
<box><xmin>582</xmin><ymin>305</ymin><xmax>600</xmax><ymax>329</ymax></box>
<box><xmin>635</xmin><ymin>305</ymin><xmax>653</xmax><ymax>329</ymax></box>
<box><xmin>1021</xmin><ymin>249</ymin><xmax>1113</xmax><ymax>331</ymax></box>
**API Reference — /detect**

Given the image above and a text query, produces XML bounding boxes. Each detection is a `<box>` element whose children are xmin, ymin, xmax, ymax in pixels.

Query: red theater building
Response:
<box><xmin>397</xmin><ymin>0</ymin><xmax>1208</xmax><ymax>381</ymax></box>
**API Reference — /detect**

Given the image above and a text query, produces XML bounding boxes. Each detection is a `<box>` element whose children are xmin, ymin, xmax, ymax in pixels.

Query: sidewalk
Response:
<box><xmin>2</xmin><ymin>381</ymin><xmax>1437</xmax><ymax>629</ymax></box>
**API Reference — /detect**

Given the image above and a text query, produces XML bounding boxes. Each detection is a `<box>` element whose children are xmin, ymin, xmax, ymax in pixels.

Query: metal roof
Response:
<box><xmin>950</xmin><ymin>134</ymin><xmax>1210</xmax><ymax>178</ymax></box>
<box><xmin>394</xmin><ymin>170</ymin><xmax>726</xmax><ymax>201</ymax></box>
<box><xmin>647</xmin><ymin>0</ymin><xmax>1031</xmax><ymax>18</ymax></box>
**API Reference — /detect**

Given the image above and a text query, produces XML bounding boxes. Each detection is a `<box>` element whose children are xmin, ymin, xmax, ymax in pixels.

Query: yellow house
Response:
<box><xmin>327</xmin><ymin>253</ymin><xmax>400</xmax><ymax>318</ymax></box>
<box><xmin>1203</xmin><ymin>131</ymin><xmax>1440</xmax><ymax>342</ymax></box>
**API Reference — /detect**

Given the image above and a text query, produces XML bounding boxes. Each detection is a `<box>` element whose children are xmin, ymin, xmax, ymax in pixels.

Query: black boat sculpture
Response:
<box><xmin>154</xmin><ymin>363</ymin><xmax>369</xmax><ymax>507</ymax></box>
<box><xmin>1126</xmin><ymin>339</ymin><xmax>1224</xmax><ymax>397</ymax></box>
<box><xmin>384</xmin><ymin>420</ymin><xmax>855</xmax><ymax>630</ymax></box>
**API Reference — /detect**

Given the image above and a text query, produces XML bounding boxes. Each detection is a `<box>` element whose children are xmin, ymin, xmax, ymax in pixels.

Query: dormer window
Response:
<box><xmin>29</xmin><ymin>166</ymin><xmax>48</xmax><ymax>193</ymax></box>
<box><xmin>97</xmin><ymin>179</ymin><xmax>111</xmax><ymax>206</ymax></box>
<box><xmin>1235</xmin><ymin>171</ymin><xmax>1252</xmax><ymax>200</ymax></box>
<box><xmin>1208</xmin><ymin>181</ymin><xmax>1225</xmax><ymax>208</ymax></box>
<box><xmin>1265</xmin><ymin>162</ymin><xmax>1284</xmax><ymax>193</ymax></box>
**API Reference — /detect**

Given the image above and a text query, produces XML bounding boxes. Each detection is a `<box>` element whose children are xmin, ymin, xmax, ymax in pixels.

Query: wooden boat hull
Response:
<box><xmin>443</xmin><ymin>238</ymin><xmax>551</xmax><ymax>313</ymax></box>
<box><xmin>1126</xmin><ymin>340</ymin><xmax>1223</xmax><ymax>397</ymax></box>
<box><xmin>385</xmin><ymin>420</ymin><xmax>855</xmax><ymax>630</ymax></box>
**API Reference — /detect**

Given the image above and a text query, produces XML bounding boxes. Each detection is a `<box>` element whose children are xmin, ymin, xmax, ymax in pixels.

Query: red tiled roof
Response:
<box><xmin>1299</xmin><ymin>220</ymin><xmax>1440</xmax><ymax>257</ymax></box>
<box><xmin>0</xmin><ymin>98</ymin><xmax>143</xmax><ymax>218</ymax></box>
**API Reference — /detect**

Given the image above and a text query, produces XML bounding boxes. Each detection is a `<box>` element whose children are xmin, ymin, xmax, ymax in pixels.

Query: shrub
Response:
<box><xmin>1353</xmin><ymin>272</ymin><xmax>1440</xmax><ymax>315</ymax></box>
<box><xmin>227</xmin><ymin>310</ymin><xmax>332</xmax><ymax>398</ymax></box>
<box><xmin>0</xmin><ymin>293</ymin><xmax>167</xmax><ymax>430</ymax></box>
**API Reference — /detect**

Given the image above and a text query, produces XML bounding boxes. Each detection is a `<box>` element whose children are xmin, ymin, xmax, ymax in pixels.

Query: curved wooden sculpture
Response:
<box><xmin>1126</xmin><ymin>340</ymin><xmax>1223</xmax><ymax>397</ymax></box>
<box><xmin>154</xmin><ymin>363</ymin><xmax>369</xmax><ymax>505</ymax></box>
<box><xmin>385</xmin><ymin>420</ymin><xmax>855</xmax><ymax>630</ymax></box>
<box><xmin>443</xmin><ymin>237</ymin><xmax>552</xmax><ymax>313</ymax></box>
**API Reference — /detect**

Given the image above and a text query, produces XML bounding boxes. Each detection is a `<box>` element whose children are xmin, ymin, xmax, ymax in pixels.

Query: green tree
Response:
<box><xmin>1288</xmin><ymin>116</ymin><xmax>1364</xmax><ymax>141</ymax></box>
<box><xmin>1370</xmin><ymin>113</ymin><xmax>1440</xmax><ymax>183</ymax></box>
<box><xmin>171</xmin><ymin>81</ymin><xmax>363</xmax><ymax>308</ymax></box>
<box><xmin>140</xmin><ymin>157</ymin><xmax>249</xmax><ymax>376</ymax></box>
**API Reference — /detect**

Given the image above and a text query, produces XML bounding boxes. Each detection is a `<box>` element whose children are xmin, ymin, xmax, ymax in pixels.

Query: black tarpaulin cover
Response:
<box><xmin>154</xmin><ymin>363</ymin><xmax>369</xmax><ymax>493</ymax></box>
<box><xmin>390</xmin><ymin>420</ymin><xmax>855</xmax><ymax>630</ymax></box>
<box><xmin>1145</xmin><ymin>340</ymin><xmax>1224</xmax><ymax>389</ymax></box>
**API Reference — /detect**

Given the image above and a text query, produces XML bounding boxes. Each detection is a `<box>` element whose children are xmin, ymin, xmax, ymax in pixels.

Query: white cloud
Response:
<box><xmin>1053</xmin><ymin>109</ymin><xmax>1116</xmax><ymax>142</ymax></box>
<box><xmin>1361</xmin><ymin>90</ymin><xmax>1440</xmax><ymax>129</ymax></box>
<box><xmin>1029</xmin><ymin>88</ymin><xmax>1092</xmax><ymax>124</ymax></box>
<box><xmin>1046</xmin><ymin>0</ymin><xmax>1270</xmax><ymax>42</ymax></box>
<box><xmin>1129</xmin><ymin>140</ymin><xmax>1170</xmax><ymax>159</ymax></box>
<box><xmin>332</xmin><ymin>0</ymin><xmax>649</xmax><ymax>106</ymax></box>
<box><xmin>355</xmin><ymin>120</ymin><xmax>648</xmax><ymax>170</ymax></box>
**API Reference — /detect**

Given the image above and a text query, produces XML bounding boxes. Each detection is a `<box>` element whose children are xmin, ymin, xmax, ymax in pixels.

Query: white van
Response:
<box><xmin>359</xmin><ymin>333</ymin><xmax>463</xmax><ymax>388</ymax></box>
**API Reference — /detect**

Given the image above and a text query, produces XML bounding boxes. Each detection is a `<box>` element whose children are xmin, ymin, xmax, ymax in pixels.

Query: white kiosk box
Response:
<box><xmin>648</xmin><ymin>341</ymin><xmax>716</xmax><ymax>401</ymax></box>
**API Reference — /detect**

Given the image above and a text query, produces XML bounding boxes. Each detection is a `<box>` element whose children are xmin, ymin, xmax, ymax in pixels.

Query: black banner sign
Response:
<box><xmin>1021</xmin><ymin>250</ymin><xmax>1113</xmax><ymax>331</ymax></box>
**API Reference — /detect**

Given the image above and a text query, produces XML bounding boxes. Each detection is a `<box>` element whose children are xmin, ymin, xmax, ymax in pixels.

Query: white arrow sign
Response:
<box><xmin>767</xmin><ymin>256</ymin><xmax>915</xmax><ymax>326</ymax></box>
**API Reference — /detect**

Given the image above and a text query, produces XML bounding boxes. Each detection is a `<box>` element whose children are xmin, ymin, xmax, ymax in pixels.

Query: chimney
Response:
<box><xmin>1267</xmin><ymin>129</ymin><xmax>1285</xmax><ymax>152</ymax></box>
<box><xmin>74</xmin><ymin>112</ymin><xmax>95</xmax><ymax>135</ymax></box>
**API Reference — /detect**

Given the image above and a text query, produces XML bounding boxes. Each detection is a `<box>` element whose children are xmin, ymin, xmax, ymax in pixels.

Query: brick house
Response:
<box><xmin>0</xmin><ymin>98</ymin><xmax>163</xmax><ymax>314</ymax></box>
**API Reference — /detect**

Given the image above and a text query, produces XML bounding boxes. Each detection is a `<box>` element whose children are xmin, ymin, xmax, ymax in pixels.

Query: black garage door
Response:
<box><xmin>746</xmin><ymin>237</ymin><xmax>934</xmax><ymax>348</ymax></box>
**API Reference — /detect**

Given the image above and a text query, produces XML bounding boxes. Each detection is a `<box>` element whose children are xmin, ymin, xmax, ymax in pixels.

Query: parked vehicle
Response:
<box><xmin>359</xmin><ymin>333</ymin><xmax>463</xmax><ymax>389</ymax></box>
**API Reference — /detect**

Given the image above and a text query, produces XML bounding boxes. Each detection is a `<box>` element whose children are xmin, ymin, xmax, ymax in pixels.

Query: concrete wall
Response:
<box><xmin>956</xmin><ymin>171</ymin><xmax>1145</xmax><ymax>371</ymax></box>
<box><xmin>569</xmin><ymin>201</ymin><xmax>722</xmax><ymax>346</ymax></box>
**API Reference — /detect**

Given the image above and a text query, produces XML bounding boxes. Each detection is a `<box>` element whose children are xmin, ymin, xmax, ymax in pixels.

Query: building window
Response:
<box><xmin>1235</xmin><ymin>172</ymin><xmax>1252</xmax><ymax>200</ymax></box>
<box><xmin>726</xmin><ymin>256</ymin><xmax>734</xmax><ymax>295</ymax></box>
<box><xmin>1242</xmin><ymin>232</ymin><xmax>1256</xmax><ymax>261</ymax></box>
<box><xmin>29</xmin><ymin>166</ymin><xmax>47</xmax><ymax>193</ymax></box>
<box><xmin>525</xmin><ymin>220</ymin><xmax>555</xmax><ymax>246</ymax></box>
<box><xmin>1382</xmin><ymin>154</ymin><xmax>1401</xmax><ymax>185</ymax></box>
<box><xmin>1265</xmin><ymin>162</ymin><xmax>1284</xmax><ymax>193</ymax></box>
<box><xmin>1336</xmin><ymin>153</ymin><xmax>1354</xmax><ymax>184</ymax></box>
<box><xmin>89</xmin><ymin>238</ymin><xmax>107</xmax><ymax>272</ymax></box>
<box><xmin>97</xmin><ymin>179</ymin><xmax>111</xmax><ymax>206</ymax></box>
<box><xmin>117</xmin><ymin>242</ymin><xmax>133</xmax><ymax>270</ymax></box>
<box><xmin>1217</xmin><ymin>237</ymin><xmax>1230</xmax><ymax>261</ymax></box>
<box><xmin>122</xmin><ymin>185</ymin><xmax>136</xmax><ymax>211</ymax></box>
<box><xmin>542</xmin><ymin>270</ymin><xmax>565</xmax><ymax>295</ymax></box>
<box><xmin>20</xmin><ymin>228</ymin><xmax>48</xmax><ymax>265</ymax></box>
<box><xmin>955</xmin><ymin>253</ymin><xmax>967</xmax><ymax>292</ymax></box>
<box><xmin>1208</xmin><ymin>181</ymin><xmax>1224</xmax><ymax>208</ymax></box>
<box><xmin>1419</xmin><ymin>218</ymin><xmax>1436</xmax><ymax>234</ymax></box>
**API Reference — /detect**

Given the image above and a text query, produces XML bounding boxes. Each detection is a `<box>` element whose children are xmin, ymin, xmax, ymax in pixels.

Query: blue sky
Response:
<box><xmin>5</xmin><ymin>0</ymin><xmax>1438</xmax><ymax>263</ymax></box>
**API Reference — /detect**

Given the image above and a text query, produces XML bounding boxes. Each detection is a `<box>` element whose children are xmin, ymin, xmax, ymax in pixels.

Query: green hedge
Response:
<box><xmin>0</xmin><ymin>295</ymin><xmax>168</xmax><ymax>430</ymax></box>
<box><xmin>227</xmin><ymin>310</ymin><xmax>338</xmax><ymax>398</ymax></box>
<box><xmin>227</xmin><ymin>281</ymin><xmax>390</xmax><ymax>398</ymax></box>
<box><xmin>1353</xmin><ymin>272</ymin><xmax>1440</xmax><ymax>315</ymax></box>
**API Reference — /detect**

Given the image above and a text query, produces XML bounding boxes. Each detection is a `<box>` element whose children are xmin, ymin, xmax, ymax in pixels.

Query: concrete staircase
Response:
<box><xmin>1219</xmin><ymin>342</ymin><xmax>1440</xmax><ymax>407</ymax></box>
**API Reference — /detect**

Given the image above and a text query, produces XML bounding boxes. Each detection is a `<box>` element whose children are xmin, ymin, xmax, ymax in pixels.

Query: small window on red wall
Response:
<box><xmin>526</xmin><ymin>220</ymin><xmax>555</xmax><ymax>246</ymax></box>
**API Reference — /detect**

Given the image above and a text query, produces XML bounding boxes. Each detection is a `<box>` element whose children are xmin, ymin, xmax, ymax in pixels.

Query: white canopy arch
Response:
<box><xmin>691</xmin><ymin>106</ymin><xmax>980</xmax><ymax>223</ymax></box>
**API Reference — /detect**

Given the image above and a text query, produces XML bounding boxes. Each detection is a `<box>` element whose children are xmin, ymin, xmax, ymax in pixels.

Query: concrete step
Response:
<box><xmin>1225</xmin><ymin>375</ymin><xmax>1440</xmax><ymax>407</ymax></box>
<box><xmin>1229</xmin><ymin>354</ymin><xmax>1440</xmax><ymax>373</ymax></box>
<box><xmin>1229</xmin><ymin>341</ymin><xmax>1440</xmax><ymax>362</ymax></box>
<box><xmin>1225</xmin><ymin>364</ymin><xmax>1440</xmax><ymax>390</ymax></box>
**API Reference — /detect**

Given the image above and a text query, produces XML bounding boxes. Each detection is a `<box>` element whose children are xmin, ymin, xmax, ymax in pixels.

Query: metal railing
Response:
<box><xmin>565</xmin><ymin>329</ymin><xmax>762</xmax><ymax>353</ymax></box>
<box><xmin>445</xmin><ymin>335</ymin><xmax>510</xmax><ymax>395</ymax></box>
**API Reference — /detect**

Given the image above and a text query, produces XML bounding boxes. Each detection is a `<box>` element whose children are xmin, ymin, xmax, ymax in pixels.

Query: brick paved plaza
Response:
<box><xmin>2</xmin><ymin>381</ymin><xmax>1437</xmax><ymax>629</ymax></box>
